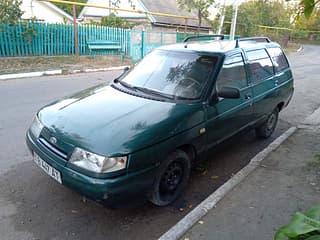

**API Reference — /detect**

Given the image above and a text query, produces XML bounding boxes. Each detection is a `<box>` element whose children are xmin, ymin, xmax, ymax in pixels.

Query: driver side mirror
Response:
<box><xmin>209</xmin><ymin>87</ymin><xmax>240</xmax><ymax>105</ymax></box>
<box><xmin>217</xmin><ymin>87</ymin><xmax>240</xmax><ymax>99</ymax></box>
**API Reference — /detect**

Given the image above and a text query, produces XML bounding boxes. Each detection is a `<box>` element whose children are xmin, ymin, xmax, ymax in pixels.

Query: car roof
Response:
<box><xmin>157</xmin><ymin>38</ymin><xmax>281</xmax><ymax>55</ymax></box>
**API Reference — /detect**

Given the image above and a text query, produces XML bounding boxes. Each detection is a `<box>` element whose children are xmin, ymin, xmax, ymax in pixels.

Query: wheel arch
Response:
<box><xmin>177</xmin><ymin>144</ymin><xmax>197</xmax><ymax>163</ymax></box>
<box><xmin>277</xmin><ymin>102</ymin><xmax>285</xmax><ymax>112</ymax></box>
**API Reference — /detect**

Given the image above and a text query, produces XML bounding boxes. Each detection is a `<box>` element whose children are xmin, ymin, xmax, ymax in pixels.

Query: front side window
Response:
<box><xmin>267</xmin><ymin>47</ymin><xmax>289</xmax><ymax>73</ymax></box>
<box><xmin>120</xmin><ymin>50</ymin><xmax>218</xmax><ymax>100</ymax></box>
<box><xmin>216</xmin><ymin>53</ymin><xmax>247</xmax><ymax>90</ymax></box>
<box><xmin>247</xmin><ymin>49</ymin><xmax>274</xmax><ymax>83</ymax></box>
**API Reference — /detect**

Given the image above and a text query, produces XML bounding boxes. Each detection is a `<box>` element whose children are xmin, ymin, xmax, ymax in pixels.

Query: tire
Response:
<box><xmin>149</xmin><ymin>150</ymin><xmax>191</xmax><ymax>206</ymax></box>
<box><xmin>255</xmin><ymin>107</ymin><xmax>279</xmax><ymax>138</ymax></box>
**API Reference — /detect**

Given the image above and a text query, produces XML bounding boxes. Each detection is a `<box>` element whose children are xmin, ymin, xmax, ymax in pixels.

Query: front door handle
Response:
<box><xmin>275</xmin><ymin>80</ymin><xmax>279</xmax><ymax>86</ymax></box>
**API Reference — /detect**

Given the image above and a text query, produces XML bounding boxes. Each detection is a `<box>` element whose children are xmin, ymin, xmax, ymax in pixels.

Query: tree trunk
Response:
<box><xmin>198</xmin><ymin>10</ymin><xmax>202</xmax><ymax>34</ymax></box>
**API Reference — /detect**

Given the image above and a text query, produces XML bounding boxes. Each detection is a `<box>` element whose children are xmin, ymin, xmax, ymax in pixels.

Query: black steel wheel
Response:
<box><xmin>255</xmin><ymin>107</ymin><xmax>279</xmax><ymax>138</ymax></box>
<box><xmin>149</xmin><ymin>150</ymin><xmax>191</xmax><ymax>206</ymax></box>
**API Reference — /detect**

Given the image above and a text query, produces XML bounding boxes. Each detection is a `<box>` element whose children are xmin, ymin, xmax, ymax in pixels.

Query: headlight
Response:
<box><xmin>30</xmin><ymin>115</ymin><xmax>44</xmax><ymax>138</ymax></box>
<box><xmin>70</xmin><ymin>147</ymin><xmax>127</xmax><ymax>173</ymax></box>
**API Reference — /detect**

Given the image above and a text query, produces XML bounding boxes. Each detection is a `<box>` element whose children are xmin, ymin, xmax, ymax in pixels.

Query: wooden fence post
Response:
<box><xmin>73</xmin><ymin>5</ymin><xmax>79</xmax><ymax>57</ymax></box>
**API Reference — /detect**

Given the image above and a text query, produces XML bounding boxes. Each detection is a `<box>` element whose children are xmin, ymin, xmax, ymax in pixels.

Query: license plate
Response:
<box><xmin>33</xmin><ymin>152</ymin><xmax>62</xmax><ymax>184</ymax></box>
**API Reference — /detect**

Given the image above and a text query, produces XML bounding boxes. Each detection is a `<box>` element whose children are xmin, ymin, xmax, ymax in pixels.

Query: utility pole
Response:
<box><xmin>217</xmin><ymin>0</ymin><xmax>226</xmax><ymax>35</ymax></box>
<box><xmin>230</xmin><ymin>0</ymin><xmax>241</xmax><ymax>40</ymax></box>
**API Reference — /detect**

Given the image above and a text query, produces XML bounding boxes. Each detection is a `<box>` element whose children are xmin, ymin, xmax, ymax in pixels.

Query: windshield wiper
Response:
<box><xmin>114</xmin><ymin>79</ymin><xmax>174</xmax><ymax>100</ymax></box>
<box><xmin>131</xmin><ymin>86</ymin><xmax>174</xmax><ymax>100</ymax></box>
<box><xmin>114</xmin><ymin>78</ymin><xmax>137</xmax><ymax>90</ymax></box>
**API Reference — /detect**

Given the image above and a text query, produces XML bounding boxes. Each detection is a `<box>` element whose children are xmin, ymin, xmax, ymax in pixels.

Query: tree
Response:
<box><xmin>295</xmin><ymin>8</ymin><xmax>320</xmax><ymax>31</ymax></box>
<box><xmin>54</xmin><ymin>0</ymin><xmax>87</xmax><ymax>17</ymax></box>
<box><xmin>293</xmin><ymin>6</ymin><xmax>320</xmax><ymax>40</ymax></box>
<box><xmin>299</xmin><ymin>0</ymin><xmax>320</xmax><ymax>18</ymax></box>
<box><xmin>0</xmin><ymin>0</ymin><xmax>23</xmax><ymax>25</ymax></box>
<box><xmin>100</xmin><ymin>13</ymin><xmax>135</xmax><ymax>29</ymax></box>
<box><xmin>214</xmin><ymin>0</ymin><xmax>291</xmax><ymax>37</ymax></box>
<box><xmin>177</xmin><ymin>0</ymin><xmax>215</xmax><ymax>28</ymax></box>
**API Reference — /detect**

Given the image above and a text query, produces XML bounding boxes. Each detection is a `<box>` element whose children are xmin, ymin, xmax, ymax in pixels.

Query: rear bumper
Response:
<box><xmin>26</xmin><ymin>131</ymin><xmax>156</xmax><ymax>207</ymax></box>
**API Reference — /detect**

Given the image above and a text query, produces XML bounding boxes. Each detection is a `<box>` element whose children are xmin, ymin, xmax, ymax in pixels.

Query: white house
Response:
<box><xmin>21</xmin><ymin>0</ymin><xmax>74</xmax><ymax>23</ymax></box>
<box><xmin>78</xmin><ymin>0</ymin><xmax>146</xmax><ymax>22</ymax></box>
<box><xmin>78</xmin><ymin>0</ymin><xmax>212</xmax><ymax>32</ymax></box>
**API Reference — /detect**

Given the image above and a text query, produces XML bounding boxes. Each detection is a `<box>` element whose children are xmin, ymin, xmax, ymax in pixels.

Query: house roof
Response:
<box><xmin>138</xmin><ymin>0</ymin><xmax>212</xmax><ymax>30</ymax></box>
<box><xmin>78</xmin><ymin>0</ymin><xmax>146</xmax><ymax>19</ymax></box>
<box><xmin>41</xmin><ymin>1</ymin><xmax>74</xmax><ymax>22</ymax></box>
<box><xmin>78</xmin><ymin>0</ymin><xmax>212</xmax><ymax>30</ymax></box>
<box><xmin>21</xmin><ymin>0</ymin><xmax>75</xmax><ymax>23</ymax></box>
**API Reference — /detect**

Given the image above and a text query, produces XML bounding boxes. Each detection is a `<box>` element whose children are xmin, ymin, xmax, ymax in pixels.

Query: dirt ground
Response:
<box><xmin>0</xmin><ymin>55</ymin><xmax>132</xmax><ymax>75</ymax></box>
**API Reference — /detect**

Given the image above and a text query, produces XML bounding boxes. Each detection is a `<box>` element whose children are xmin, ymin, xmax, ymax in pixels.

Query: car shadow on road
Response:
<box><xmin>0</xmin><ymin>120</ymin><xmax>290</xmax><ymax>240</ymax></box>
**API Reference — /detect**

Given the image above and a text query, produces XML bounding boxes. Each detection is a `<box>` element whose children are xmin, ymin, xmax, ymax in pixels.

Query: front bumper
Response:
<box><xmin>26</xmin><ymin>131</ymin><xmax>156</xmax><ymax>206</ymax></box>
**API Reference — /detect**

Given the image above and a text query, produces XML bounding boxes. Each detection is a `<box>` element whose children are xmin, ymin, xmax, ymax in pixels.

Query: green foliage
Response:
<box><xmin>177</xmin><ymin>0</ymin><xmax>215</xmax><ymax>27</ymax></box>
<box><xmin>54</xmin><ymin>0</ymin><xmax>87</xmax><ymax>17</ymax></box>
<box><xmin>0</xmin><ymin>0</ymin><xmax>23</xmax><ymax>26</ymax></box>
<box><xmin>215</xmin><ymin>0</ymin><xmax>291</xmax><ymax>37</ymax></box>
<box><xmin>299</xmin><ymin>0</ymin><xmax>320</xmax><ymax>18</ymax></box>
<box><xmin>100</xmin><ymin>13</ymin><xmax>135</xmax><ymax>29</ymax></box>
<box><xmin>21</xmin><ymin>17</ymin><xmax>39</xmax><ymax>42</ymax></box>
<box><xmin>291</xmin><ymin>7</ymin><xmax>320</xmax><ymax>41</ymax></box>
<box><xmin>294</xmin><ymin>7</ymin><xmax>320</xmax><ymax>31</ymax></box>
<box><xmin>275</xmin><ymin>206</ymin><xmax>320</xmax><ymax>240</ymax></box>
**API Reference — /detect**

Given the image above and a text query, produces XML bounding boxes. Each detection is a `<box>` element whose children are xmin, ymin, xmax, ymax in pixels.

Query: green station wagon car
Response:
<box><xmin>26</xmin><ymin>36</ymin><xmax>294</xmax><ymax>207</ymax></box>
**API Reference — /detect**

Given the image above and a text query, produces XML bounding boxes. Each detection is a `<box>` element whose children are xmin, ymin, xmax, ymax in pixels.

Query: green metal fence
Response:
<box><xmin>0</xmin><ymin>22</ymin><xmax>131</xmax><ymax>57</ymax></box>
<box><xmin>0</xmin><ymin>22</ymin><xmax>242</xmax><ymax>61</ymax></box>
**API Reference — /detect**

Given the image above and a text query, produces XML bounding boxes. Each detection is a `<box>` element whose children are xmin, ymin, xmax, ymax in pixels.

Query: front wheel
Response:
<box><xmin>149</xmin><ymin>150</ymin><xmax>191</xmax><ymax>206</ymax></box>
<box><xmin>255</xmin><ymin>107</ymin><xmax>279</xmax><ymax>138</ymax></box>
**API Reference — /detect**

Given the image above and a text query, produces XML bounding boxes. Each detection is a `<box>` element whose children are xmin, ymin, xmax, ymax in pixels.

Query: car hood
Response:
<box><xmin>38</xmin><ymin>84</ymin><xmax>205</xmax><ymax>156</ymax></box>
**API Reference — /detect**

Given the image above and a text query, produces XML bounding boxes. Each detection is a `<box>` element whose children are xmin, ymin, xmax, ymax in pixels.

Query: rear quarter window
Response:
<box><xmin>267</xmin><ymin>47</ymin><xmax>289</xmax><ymax>73</ymax></box>
<box><xmin>246</xmin><ymin>49</ymin><xmax>274</xmax><ymax>84</ymax></box>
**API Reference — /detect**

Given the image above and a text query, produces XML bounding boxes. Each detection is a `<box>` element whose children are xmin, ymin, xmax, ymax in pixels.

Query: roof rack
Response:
<box><xmin>183</xmin><ymin>34</ymin><xmax>225</xmax><ymax>43</ymax></box>
<box><xmin>235</xmin><ymin>37</ymin><xmax>271</xmax><ymax>48</ymax></box>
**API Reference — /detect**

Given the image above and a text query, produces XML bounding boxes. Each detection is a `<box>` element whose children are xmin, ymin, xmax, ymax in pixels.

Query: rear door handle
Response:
<box><xmin>245</xmin><ymin>94</ymin><xmax>251</xmax><ymax>100</ymax></box>
<box><xmin>275</xmin><ymin>80</ymin><xmax>279</xmax><ymax>86</ymax></box>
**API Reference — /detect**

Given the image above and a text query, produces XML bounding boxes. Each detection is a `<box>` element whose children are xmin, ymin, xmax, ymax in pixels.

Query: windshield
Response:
<box><xmin>120</xmin><ymin>50</ymin><xmax>218</xmax><ymax>100</ymax></box>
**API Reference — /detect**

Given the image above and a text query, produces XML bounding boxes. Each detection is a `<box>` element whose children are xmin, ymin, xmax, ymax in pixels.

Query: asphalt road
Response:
<box><xmin>0</xmin><ymin>45</ymin><xmax>320</xmax><ymax>240</ymax></box>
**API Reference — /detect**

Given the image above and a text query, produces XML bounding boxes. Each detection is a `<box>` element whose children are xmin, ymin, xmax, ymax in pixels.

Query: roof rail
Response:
<box><xmin>235</xmin><ymin>37</ymin><xmax>271</xmax><ymax>48</ymax></box>
<box><xmin>183</xmin><ymin>34</ymin><xmax>225</xmax><ymax>43</ymax></box>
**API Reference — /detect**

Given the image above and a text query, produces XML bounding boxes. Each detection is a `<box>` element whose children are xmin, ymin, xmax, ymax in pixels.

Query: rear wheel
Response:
<box><xmin>255</xmin><ymin>107</ymin><xmax>279</xmax><ymax>138</ymax></box>
<box><xmin>149</xmin><ymin>150</ymin><xmax>191</xmax><ymax>206</ymax></box>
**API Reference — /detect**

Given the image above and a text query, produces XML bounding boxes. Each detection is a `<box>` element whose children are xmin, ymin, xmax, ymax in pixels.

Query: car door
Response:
<box><xmin>205</xmin><ymin>51</ymin><xmax>254</xmax><ymax>149</ymax></box>
<box><xmin>245</xmin><ymin>48</ymin><xmax>278</xmax><ymax>120</ymax></box>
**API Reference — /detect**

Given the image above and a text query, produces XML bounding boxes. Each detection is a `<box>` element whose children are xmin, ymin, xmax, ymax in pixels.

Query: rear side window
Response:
<box><xmin>246</xmin><ymin>49</ymin><xmax>273</xmax><ymax>84</ymax></box>
<box><xmin>267</xmin><ymin>47</ymin><xmax>289</xmax><ymax>73</ymax></box>
<box><xmin>216</xmin><ymin>53</ymin><xmax>247</xmax><ymax>90</ymax></box>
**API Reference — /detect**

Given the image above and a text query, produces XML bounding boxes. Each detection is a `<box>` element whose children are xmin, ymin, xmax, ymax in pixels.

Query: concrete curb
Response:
<box><xmin>159</xmin><ymin>126</ymin><xmax>297</xmax><ymax>240</ymax></box>
<box><xmin>297</xmin><ymin>45</ymin><xmax>304</xmax><ymax>52</ymax></box>
<box><xmin>0</xmin><ymin>70</ymin><xmax>62</xmax><ymax>80</ymax></box>
<box><xmin>0</xmin><ymin>66</ymin><xmax>129</xmax><ymax>80</ymax></box>
<box><xmin>301</xmin><ymin>107</ymin><xmax>320</xmax><ymax>126</ymax></box>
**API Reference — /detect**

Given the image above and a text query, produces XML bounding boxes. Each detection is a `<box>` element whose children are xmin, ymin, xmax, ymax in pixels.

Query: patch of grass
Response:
<box><xmin>0</xmin><ymin>55</ymin><xmax>132</xmax><ymax>75</ymax></box>
<box><xmin>307</xmin><ymin>154</ymin><xmax>320</xmax><ymax>168</ymax></box>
